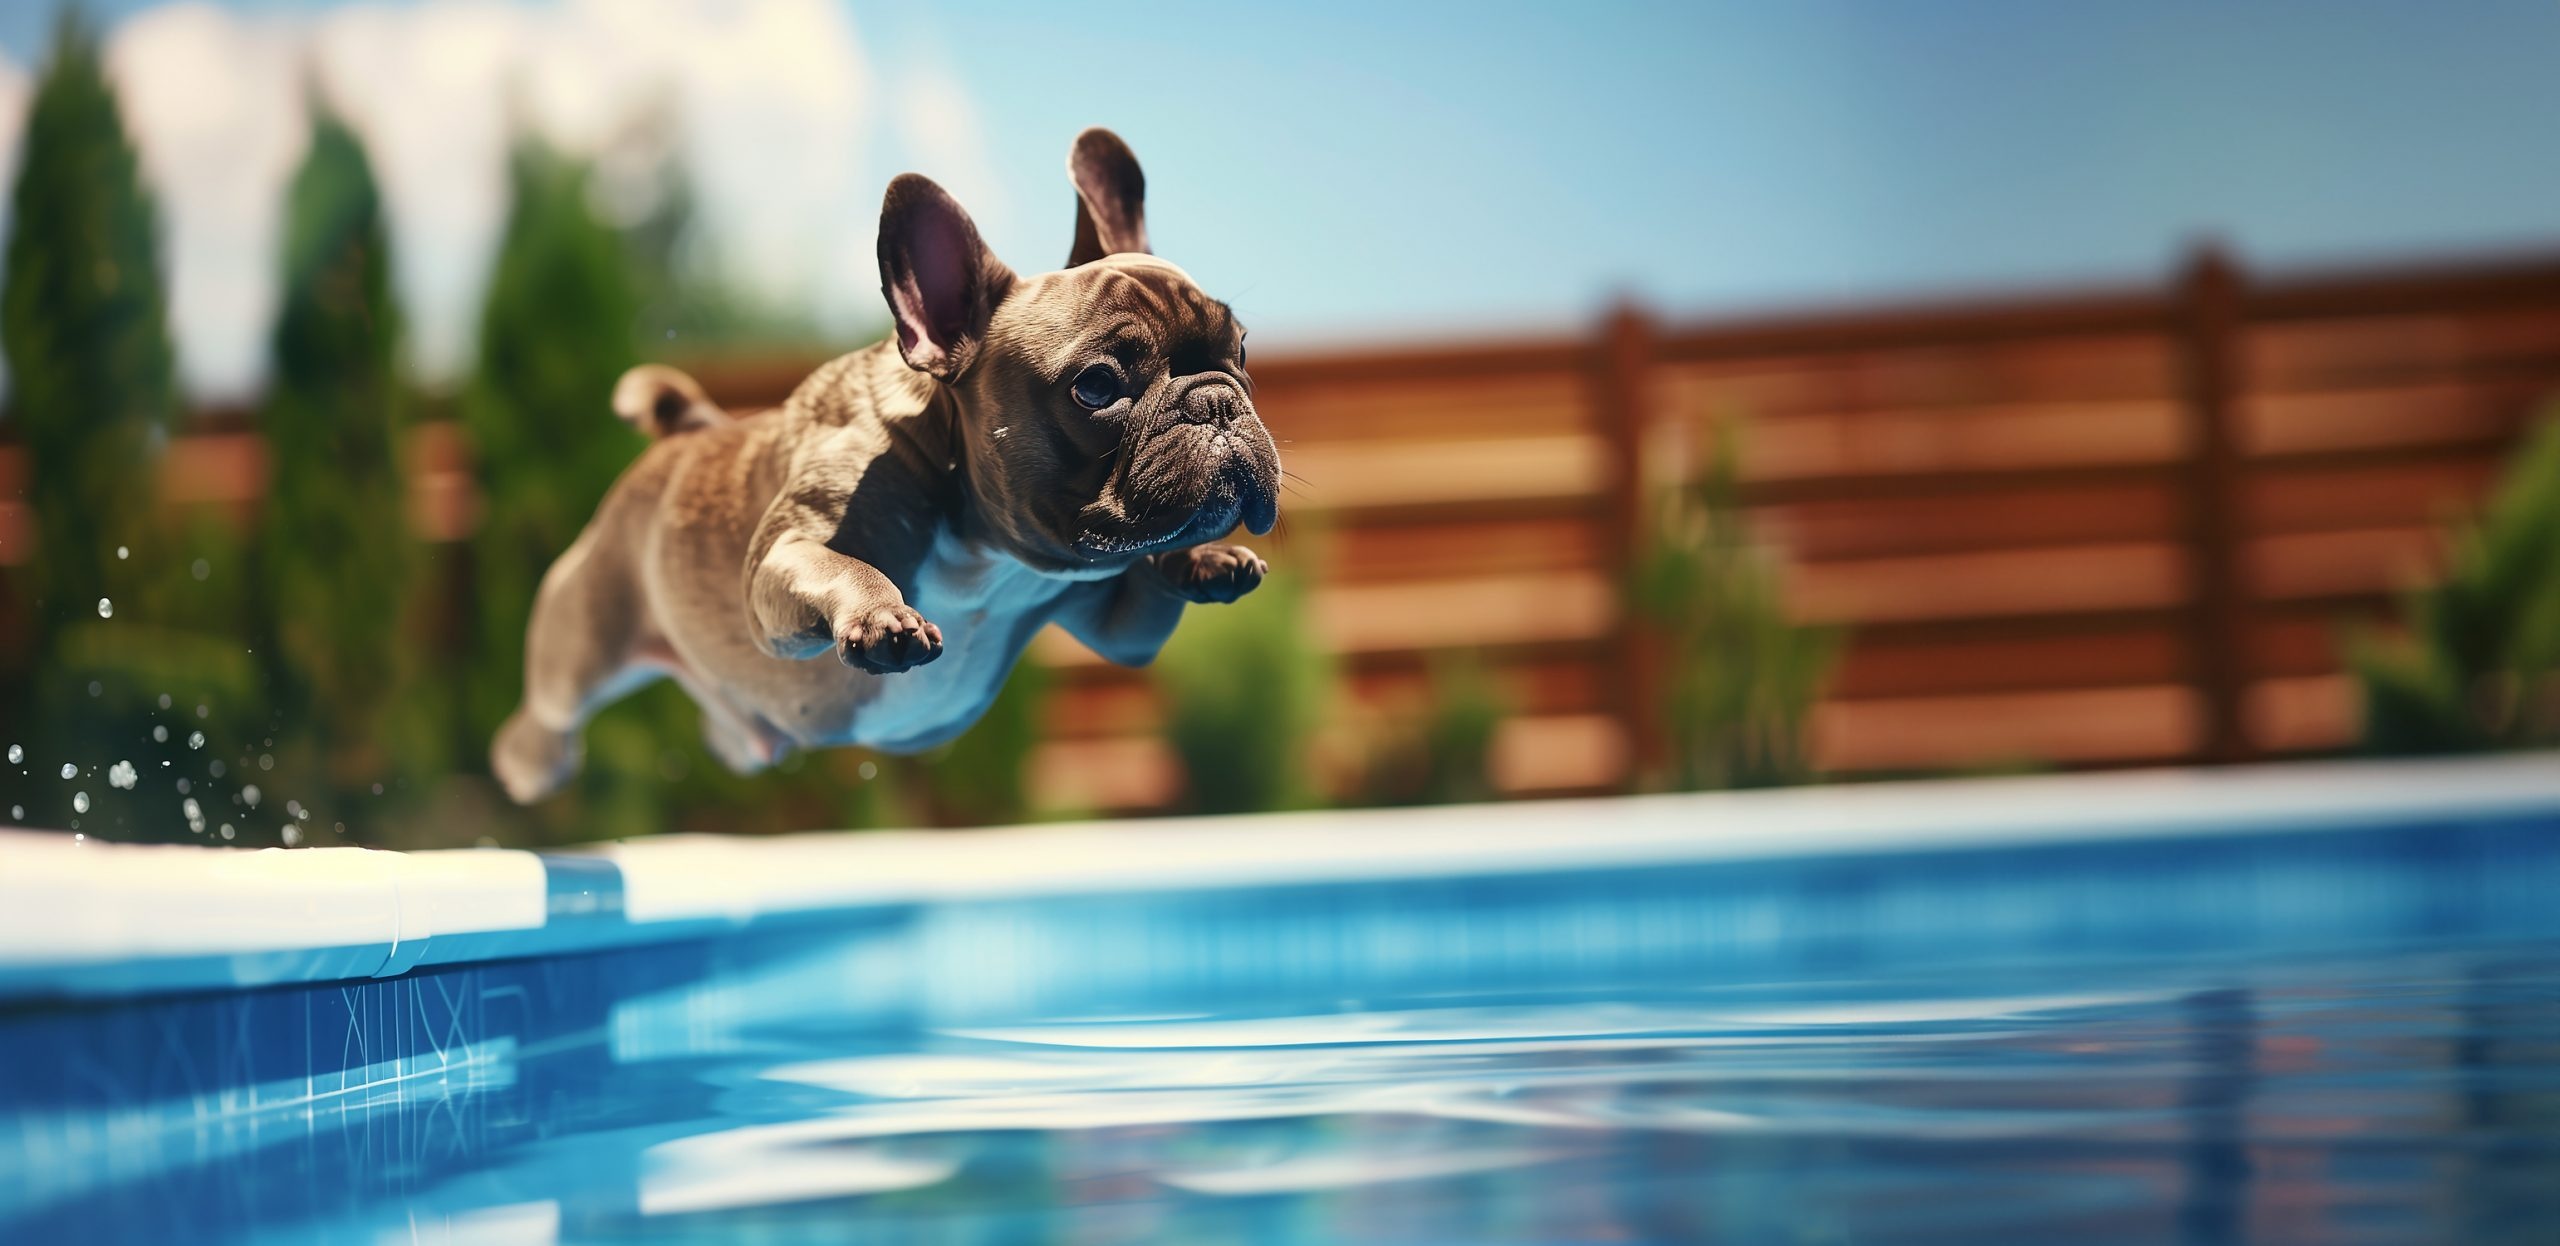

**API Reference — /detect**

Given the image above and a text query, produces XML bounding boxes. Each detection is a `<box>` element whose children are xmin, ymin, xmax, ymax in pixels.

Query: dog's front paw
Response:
<box><xmin>1157</xmin><ymin>543</ymin><xmax>1267</xmax><ymax>604</ymax></box>
<box><xmin>838</xmin><ymin>604</ymin><xmax>944</xmax><ymax>673</ymax></box>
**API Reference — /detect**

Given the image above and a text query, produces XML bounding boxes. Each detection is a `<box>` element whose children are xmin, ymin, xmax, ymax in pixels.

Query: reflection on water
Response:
<box><xmin>4</xmin><ymin>943</ymin><xmax>2557</xmax><ymax>1244</ymax></box>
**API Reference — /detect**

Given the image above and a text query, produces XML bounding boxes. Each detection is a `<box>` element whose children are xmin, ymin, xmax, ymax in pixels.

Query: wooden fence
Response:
<box><xmin>7</xmin><ymin>246</ymin><xmax>2560</xmax><ymax>811</ymax></box>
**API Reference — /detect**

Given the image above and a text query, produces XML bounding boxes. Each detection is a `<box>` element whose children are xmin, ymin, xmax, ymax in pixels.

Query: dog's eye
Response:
<box><xmin>1070</xmin><ymin>365</ymin><xmax>1121</xmax><ymax>410</ymax></box>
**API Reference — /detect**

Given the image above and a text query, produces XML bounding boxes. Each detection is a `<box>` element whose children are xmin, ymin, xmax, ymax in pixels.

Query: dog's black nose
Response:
<box><xmin>1174</xmin><ymin>377</ymin><xmax>1244</xmax><ymax>428</ymax></box>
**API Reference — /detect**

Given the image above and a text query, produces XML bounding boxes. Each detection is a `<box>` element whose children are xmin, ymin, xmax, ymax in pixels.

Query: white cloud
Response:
<box><xmin>891</xmin><ymin>56</ymin><xmax>1009</xmax><ymax>262</ymax></box>
<box><xmin>96</xmin><ymin>0</ymin><xmax>892</xmax><ymax>397</ymax></box>
<box><xmin>107</xmin><ymin>3</ymin><xmax>306</xmax><ymax>402</ymax></box>
<box><xmin>0</xmin><ymin>46</ymin><xmax>29</xmax><ymax>196</ymax></box>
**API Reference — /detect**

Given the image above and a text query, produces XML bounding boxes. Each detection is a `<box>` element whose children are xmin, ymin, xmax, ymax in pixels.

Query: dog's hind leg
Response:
<box><xmin>654</xmin><ymin>657</ymin><xmax>793</xmax><ymax>777</ymax></box>
<box><xmin>492</xmin><ymin>530</ymin><xmax>664</xmax><ymax>804</ymax></box>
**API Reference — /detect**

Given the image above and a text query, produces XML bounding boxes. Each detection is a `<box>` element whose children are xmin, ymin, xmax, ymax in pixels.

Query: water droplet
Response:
<box><xmin>182</xmin><ymin>798</ymin><xmax>201</xmax><ymax>821</ymax></box>
<box><xmin>859</xmin><ymin>760</ymin><xmax>878</xmax><ymax>781</ymax></box>
<box><xmin>281</xmin><ymin>825</ymin><xmax>302</xmax><ymax>847</ymax></box>
<box><xmin>115</xmin><ymin>546</ymin><xmax>128</xmax><ymax>560</ymax></box>
<box><xmin>157</xmin><ymin>693</ymin><xmax>172</xmax><ymax>710</ymax></box>
<box><xmin>72</xmin><ymin>833</ymin><xmax>83</xmax><ymax>844</ymax></box>
<box><xmin>175</xmin><ymin>777</ymin><xmax>189</xmax><ymax>794</ymax></box>
<box><xmin>258</xmin><ymin>754</ymin><xmax>273</xmax><ymax>772</ymax></box>
<box><xmin>187</xmin><ymin>731</ymin><xmax>205</xmax><ymax>750</ymax></box>
<box><xmin>87</xmin><ymin>681</ymin><xmax>102</xmax><ymax>697</ymax></box>
<box><xmin>191</xmin><ymin>559</ymin><xmax>210</xmax><ymax>582</ymax></box>
<box><xmin>5</xmin><ymin>744</ymin><xmax>18</xmax><ymax>764</ymax></box>
<box><xmin>7</xmin><ymin>806</ymin><xmax>19</xmax><ymax>820</ymax></box>
<box><xmin>243</xmin><ymin>784</ymin><xmax>261</xmax><ymax>808</ymax></box>
<box><xmin>96</xmin><ymin>598</ymin><xmax>111</xmax><ymax>619</ymax></box>
<box><xmin>371</xmin><ymin>783</ymin><xmax>383</xmax><ymax>795</ymax></box>
<box><xmin>71</xmin><ymin>792</ymin><xmax>88</xmax><ymax>814</ymax></box>
<box><xmin>209</xmin><ymin>760</ymin><xmax>226</xmax><ymax>778</ymax></box>
<box><xmin>58</xmin><ymin>763</ymin><xmax>76</xmax><ymax>780</ymax></box>
<box><xmin>151</xmin><ymin>725</ymin><xmax>167</xmax><ymax>743</ymax></box>
<box><xmin>108</xmin><ymin>760</ymin><xmax>137</xmax><ymax>790</ymax></box>
<box><xmin>195</xmin><ymin>704</ymin><xmax>208</xmax><ymax>719</ymax></box>
<box><xmin>219</xmin><ymin>824</ymin><xmax>235</xmax><ymax>841</ymax></box>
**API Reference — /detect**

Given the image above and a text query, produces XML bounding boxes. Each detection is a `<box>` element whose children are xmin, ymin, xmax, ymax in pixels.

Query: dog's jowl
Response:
<box><xmin>492</xmin><ymin>129</ymin><xmax>1279</xmax><ymax>803</ymax></box>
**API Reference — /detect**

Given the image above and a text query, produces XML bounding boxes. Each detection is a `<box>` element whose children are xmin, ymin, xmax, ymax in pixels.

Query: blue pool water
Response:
<box><xmin>5</xmin><ymin>772</ymin><xmax>2560</xmax><ymax>1243</ymax></box>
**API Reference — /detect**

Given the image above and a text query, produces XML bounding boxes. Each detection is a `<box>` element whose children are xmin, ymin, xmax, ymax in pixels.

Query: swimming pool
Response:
<box><xmin>5</xmin><ymin>755</ymin><xmax>2559</xmax><ymax>1243</ymax></box>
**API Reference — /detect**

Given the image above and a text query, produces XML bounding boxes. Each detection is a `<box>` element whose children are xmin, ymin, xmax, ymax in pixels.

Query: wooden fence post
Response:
<box><xmin>2175</xmin><ymin>247</ymin><xmax>2253</xmax><ymax>764</ymax></box>
<box><xmin>1595</xmin><ymin>301</ymin><xmax>1665</xmax><ymax>788</ymax></box>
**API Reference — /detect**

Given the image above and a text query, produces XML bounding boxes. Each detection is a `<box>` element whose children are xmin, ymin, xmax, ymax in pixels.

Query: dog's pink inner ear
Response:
<box><xmin>890</xmin><ymin>207</ymin><xmax>977</xmax><ymax>370</ymax></box>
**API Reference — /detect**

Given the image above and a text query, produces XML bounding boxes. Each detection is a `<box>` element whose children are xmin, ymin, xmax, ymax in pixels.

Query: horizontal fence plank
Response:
<box><xmin>2241</xmin><ymin>377</ymin><xmax>2552</xmax><ymax>457</ymax></box>
<box><xmin>1829</xmin><ymin>626</ymin><xmax>2187</xmax><ymax>700</ymax></box>
<box><xmin>1785</xmin><ymin>542</ymin><xmax>2189</xmax><ymax>626</ymax></box>
<box><xmin>2246</xmin><ymin>527</ymin><xmax>2445</xmax><ymax>602</ymax></box>
<box><xmin>1278</xmin><ymin>435</ymin><xmax>1605</xmax><ymax>513</ymax></box>
<box><xmin>1757</xmin><ymin>483</ymin><xmax>2183</xmax><ymax>561</ymax></box>
<box><xmin>1737</xmin><ymin>399</ymin><xmax>2188</xmax><ymax>481</ymax></box>
<box><xmin>2243</xmin><ymin>458</ymin><xmax>2502</xmax><ymax>533</ymax></box>
<box><xmin>1812</xmin><ymin>684</ymin><xmax>2202</xmax><ymax>772</ymax></box>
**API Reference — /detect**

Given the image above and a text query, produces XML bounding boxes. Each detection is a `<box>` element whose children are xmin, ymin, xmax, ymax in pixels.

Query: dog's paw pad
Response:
<box><xmin>1163</xmin><ymin>544</ymin><xmax>1267</xmax><ymax>604</ymax></box>
<box><xmin>838</xmin><ymin>605</ymin><xmax>944</xmax><ymax>673</ymax></box>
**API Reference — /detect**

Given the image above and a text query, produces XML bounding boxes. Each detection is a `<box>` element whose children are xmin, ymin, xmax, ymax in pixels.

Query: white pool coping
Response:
<box><xmin>2</xmin><ymin>752</ymin><xmax>2556</xmax><ymax>997</ymax></box>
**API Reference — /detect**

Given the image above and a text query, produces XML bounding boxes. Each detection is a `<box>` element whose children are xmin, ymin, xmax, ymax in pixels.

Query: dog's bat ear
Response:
<box><xmin>879</xmin><ymin>174</ymin><xmax>1011</xmax><ymax>378</ymax></box>
<box><xmin>1067</xmin><ymin>127</ymin><xmax>1148</xmax><ymax>267</ymax></box>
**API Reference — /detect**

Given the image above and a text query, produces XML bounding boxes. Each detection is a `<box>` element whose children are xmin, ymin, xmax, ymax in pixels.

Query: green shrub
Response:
<box><xmin>1631</xmin><ymin>422</ymin><xmax>1840</xmax><ymax>789</ymax></box>
<box><xmin>2352</xmin><ymin>413</ymin><xmax>2560</xmax><ymax>753</ymax></box>
<box><xmin>1155</xmin><ymin>570</ymin><xmax>1332</xmax><ymax>814</ymax></box>
<box><xmin>1359</xmin><ymin>650</ymin><xmax>1506</xmax><ymax>806</ymax></box>
<box><xmin>256</xmin><ymin>99</ymin><xmax>421</xmax><ymax>833</ymax></box>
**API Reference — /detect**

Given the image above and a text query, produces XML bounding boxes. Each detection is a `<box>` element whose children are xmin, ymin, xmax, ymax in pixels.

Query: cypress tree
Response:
<box><xmin>257</xmin><ymin>98</ymin><xmax>412</xmax><ymax>818</ymax></box>
<box><xmin>2</xmin><ymin>11</ymin><xmax>175</xmax><ymax>654</ymax></box>
<box><xmin>0</xmin><ymin>13</ymin><xmax>265</xmax><ymax>842</ymax></box>
<box><xmin>460</xmin><ymin>138</ymin><xmax>649</xmax><ymax>837</ymax></box>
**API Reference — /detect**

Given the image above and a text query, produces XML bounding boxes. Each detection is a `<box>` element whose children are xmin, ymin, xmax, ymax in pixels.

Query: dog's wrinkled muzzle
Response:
<box><xmin>1181</xmin><ymin>380</ymin><xmax>1277</xmax><ymax>530</ymax></box>
<box><xmin>1071</xmin><ymin>378</ymin><xmax>1280</xmax><ymax>558</ymax></box>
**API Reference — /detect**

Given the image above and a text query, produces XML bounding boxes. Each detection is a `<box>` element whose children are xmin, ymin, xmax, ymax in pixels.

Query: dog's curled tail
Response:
<box><xmin>612</xmin><ymin>364</ymin><xmax>730</xmax><ymax>439</ymax></box>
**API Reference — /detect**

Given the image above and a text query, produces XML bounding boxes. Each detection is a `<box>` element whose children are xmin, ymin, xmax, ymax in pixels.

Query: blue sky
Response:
<box><xmin>6</xmin><ymin>1</ymin><xmax>2560</xmax><ymax>395</ymax></box>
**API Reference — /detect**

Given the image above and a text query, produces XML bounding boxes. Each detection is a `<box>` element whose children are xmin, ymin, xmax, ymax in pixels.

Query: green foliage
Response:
<box><xmin>257</xmin><ymin>99</ymin><xmax>418</xmax><ymax>816</ymax></box>
<box><xmin>0</xmin><ymin>14</ymin><xmax>265</xmax><ymax>842</ymax></box>
<box><xmin>1</xmin><ymin>12</ymin><xmax>175</xmax><ymax>651</ymax></box>
<box><xmin>2352</xmin><ymin>413</ymin><xmax>2560</xmax><ymax>753</ymax></box>
<box><xmin>1360</xmin><ymin>650</ymin><xmax>1506</xmax><ymax>806</ymax></box>
<box><xmin>461</xmin><ymin>139</ymin><xmax>648</xmax><ymax>750</ymax></box>
<box><xmin>1631</xmin><ymin>423</ymin><xmax>1840</xmax><ymax>789</ymax></box>
<box><xmin>1156</xmin><ymin>571</ymin><xmax>1333</xmax><ymax>814</ymax></box>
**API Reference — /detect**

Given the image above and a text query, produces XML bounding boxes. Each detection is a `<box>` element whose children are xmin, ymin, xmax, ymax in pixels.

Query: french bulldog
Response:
<box><xmin>491</xmin><ymin>128</ymin><xmax>1279</xmax><ymax>803</ymax></box>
